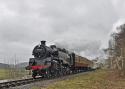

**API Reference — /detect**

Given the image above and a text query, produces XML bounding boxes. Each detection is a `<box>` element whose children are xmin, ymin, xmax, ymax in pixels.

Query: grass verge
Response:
<box><xmin>46</xmin><ymin>70</ymin><xmax>125</xmax><ymax>89</ymax></box>
<box><xmin>0</xmin><ymin>68</ymin><xmax>29</xmax><ymax>80</ymax></box>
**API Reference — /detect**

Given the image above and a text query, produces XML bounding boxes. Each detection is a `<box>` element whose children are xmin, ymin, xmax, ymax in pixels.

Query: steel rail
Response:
<box><xmin>0</xmin><ymin>77</ymin><xmax>43</xmax><ymax>89</ymax></box>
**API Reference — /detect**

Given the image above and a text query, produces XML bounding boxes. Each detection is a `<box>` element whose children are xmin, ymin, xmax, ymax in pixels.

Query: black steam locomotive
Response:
<box><xmin>27</xmin><ymin>41</ymin><xmax>93</xmax><ymax>78</ymax></box>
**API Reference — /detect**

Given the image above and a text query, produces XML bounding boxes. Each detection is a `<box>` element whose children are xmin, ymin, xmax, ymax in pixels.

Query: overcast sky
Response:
<box><xmin>0</xmin><ymin>0</ymin><xmax>125</xmax><ymax>64</ymax></box>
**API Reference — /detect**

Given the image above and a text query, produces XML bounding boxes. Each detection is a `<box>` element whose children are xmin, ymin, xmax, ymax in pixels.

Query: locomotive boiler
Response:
<box><xmin>27</xmin><ymin>41</ymin><xmax>93</xmax><ymax>78</ymax></box>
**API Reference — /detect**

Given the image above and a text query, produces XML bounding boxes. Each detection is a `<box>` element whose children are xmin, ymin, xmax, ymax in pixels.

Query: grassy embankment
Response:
<box><xmin>0</xmin><ymin>68</ymin><xmax>29</xmax><ymax>80</ymax></box>
<box><xmin>32</xmin><ymin>69</ymin><xmax>125</xmax><ymax>89</ymax></box>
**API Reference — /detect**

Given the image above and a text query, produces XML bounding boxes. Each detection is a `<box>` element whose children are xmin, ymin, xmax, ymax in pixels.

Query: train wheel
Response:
<box><xmin>54</xmin><ymin>69</ymin><xmax>60</xmax><ymax>77</ymax></box>
<box><xmin>46</xmin><ymin>69</ymin><xmax>50</xmax><ymax>78</ymax></box>
<box><xmin>32</xmin><ymin>70</ymin><xmax>37</xmax><ymax>79</ymax></box>
<box><xmin>66</xmin><ymin>67</ymin><xmax>70</xmax><ymax>75</ymax></box>
<box><xmin>59</xmin><ymin>69</ymin><xmax>63</xmax><ymax>77</ymax></box>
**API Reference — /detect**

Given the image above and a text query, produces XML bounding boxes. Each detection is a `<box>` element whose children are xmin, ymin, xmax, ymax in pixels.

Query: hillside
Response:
<box><xmin>0</xmin><ymin>62</ymin><xmax>28</xmax><ymax>69</ymax></box>
<box><xmin>0</xmin><ymin>63</ymin><xmax>10</xmax><ymax>69</ymax></box>
<box><xmin>15</xmin><ymin>62</ymin><xmax>28</xmax><ymax>68</ymax></box>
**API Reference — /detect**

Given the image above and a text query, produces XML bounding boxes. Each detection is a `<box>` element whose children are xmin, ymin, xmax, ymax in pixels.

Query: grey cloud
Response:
<box><xmin>0</xmin><ymin>0</ymin><xmax>125</xmax><ymax>63</ymax></box>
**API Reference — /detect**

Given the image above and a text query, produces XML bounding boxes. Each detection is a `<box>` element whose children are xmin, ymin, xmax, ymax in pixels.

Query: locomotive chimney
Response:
<box><xmin>41</xmin><ymin>40</ymin><xmax>46</xmax><ymax>45</ymax></box>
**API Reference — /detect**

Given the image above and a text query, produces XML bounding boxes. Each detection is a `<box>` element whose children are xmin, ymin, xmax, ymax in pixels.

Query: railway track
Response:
<box><xmin>0</xmin><ymin>77</ymin><xmax>44</xmax><ymax>89</ymax></box>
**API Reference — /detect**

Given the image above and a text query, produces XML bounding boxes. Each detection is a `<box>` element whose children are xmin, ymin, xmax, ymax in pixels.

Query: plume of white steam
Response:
<box><xmin>112</xmin><ymin>19</ymin><xmax>125</xmax><ymax>34</ymax></box>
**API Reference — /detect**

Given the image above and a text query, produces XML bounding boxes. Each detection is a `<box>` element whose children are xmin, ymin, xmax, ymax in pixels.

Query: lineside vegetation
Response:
<box><xmin>45</xmin><ymin>69</ymin><xmax>125</xmax><ymax>89</ymax></box>
<box><xmin>0</xmin><ymin>68</ymin><xmax>29</xmax><ymax>80</ymax></box>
